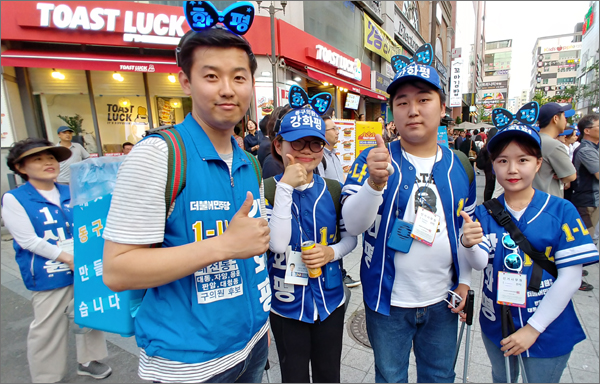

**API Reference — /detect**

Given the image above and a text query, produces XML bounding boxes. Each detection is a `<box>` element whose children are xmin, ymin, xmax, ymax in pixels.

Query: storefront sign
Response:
<box><xmin>384</xmin><ymin>61</ymin><xmax>395</xmax><ymax>79</ymax></box>
<box><xmin>393</xmin><ymin>9</ymin><xmax>425</xmax><ymax>54</ymax></box>
<box><xmin>371</xmin><ymin>71</ymin><xmax>391</xmax><ymax>95</ymax></box>
<box><xmin>35</xmin><ymin>3</ymin><xmax>186</xmax><ymax>45</ymax></box>
<box><xmin>364</xmin><ymin>14</ymin><xmax>403</xmax><ymax>63</ymax></box>
<box><xmin>541</xmin><ymin>42</ymin><xmax>582</xmax><ymax>53</ymax></box>
<box><xmin>449</xmin><ymin>59</ymin><xmax>463</xmax><ymax>108</ymax></box>
<box><xmin>315</xmin><ymin>44</ymin><xmax>362</xmax><ymax>81</ymax></box>
<box><xmin>1</xmin><ymin>77</ymin><xmax>16</xmax><ymax>148</ymax></box>
<box><xmin>481</xmin><ymin>81</ymin><xmax>508</xmax><ymax>90</ymax></box>
<box><xmin>435</xmin><ymin>60</ymin><xmax>448</xmax><ymax>82</ymax></box>
<box><xmin>583</xmin><ymin>4</ymin><xmax>595</xmax><ymax>35</ymax></box>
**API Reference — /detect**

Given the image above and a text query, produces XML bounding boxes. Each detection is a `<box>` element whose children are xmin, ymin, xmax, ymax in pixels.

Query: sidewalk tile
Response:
<box><xmin>570</xmin><ymin>367</ymin><xmax>600</xmax><ymax>384</ymax></box>
<box><xmin>340</xmin><ymin>364</ymin><xmax>367</xmax><ymax>383</ymax></box>
<box><xmin>341</xmin><ymin>348</ymin><xmax>373</xmax><ymax>373</ymax></box>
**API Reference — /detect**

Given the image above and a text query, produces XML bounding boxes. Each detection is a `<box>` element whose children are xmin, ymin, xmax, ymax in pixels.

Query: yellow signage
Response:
<box><xmin>355</xmin><ymin>121</ymin><xmax>383</xmax><ymax>157</ymax></box>
<box><xmin>363</xmin><ymin>14</ymin><xmax>403</xmax><ymax>63</ymax></box>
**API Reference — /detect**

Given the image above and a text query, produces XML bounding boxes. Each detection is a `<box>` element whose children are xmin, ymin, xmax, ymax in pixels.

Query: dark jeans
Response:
<box><xmin>270</xmin><ymin>306</ymin><xmax>344</xmax><ymax>383</ymax></box>
<box><xmin>484</xmin><ymin>170</ymin><xmax>496</xmax><ymax>202</ymax></box>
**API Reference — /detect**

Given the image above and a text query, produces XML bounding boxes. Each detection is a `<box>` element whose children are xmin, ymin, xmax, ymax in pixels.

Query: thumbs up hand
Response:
<box><xmin>460</xmin><ymin>211</ymin><xmax>483</xmax><ymax>248</ymax></box>
<box><xmin>366</xmin><ymin>134</ymin><xmax>392</xmax><ymax>186</ymax></box>
<box><xmin>281</xmin><ymin>154</ymin><xmax>308</xmax><ymax>188</ymax></box>
<box><xmin>224</xmin><ymin>192</ymin><xmax>270</xmax><ymax>259</ymax></box>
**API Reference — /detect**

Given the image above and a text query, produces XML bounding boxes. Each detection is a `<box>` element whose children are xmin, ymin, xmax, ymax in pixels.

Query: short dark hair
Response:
<box><xmin>539</xmin><ymin>112</ymin><xmax>563</xmax><ymax>129</ymax></box>
<box><xmin>268</xmin><ymin>105</ymin><xmax>293</xmax><ymax>164</ymax></box>
<box><xmin>321</xmin><ymin>115</ymin><xmax>332</xmax><ymax>122</ymax></box>
<box><xmin>578</xmin><ymin>114</ymin><xmax>599</xmax><ymax>135</ymax></box>
<box><xmin>122</xmin><ymin>142</ymin><xmax>133</xmax><ymax>149</ymax></box>
<box><xmin>489</xmin><ymin>135</ymin><xmax>542</xmax><ymax>162</ymax></box>
<box><xmin>388</xmin><ymin>80</ymin><xmax>445</xmax><ymax>113</ymax></box>
<box><xmin>7</xmin><ymin>137</ymin><xmax>55</xmax><ymax>181</ymax></box>
<box><xmin>234</xmin><ymin>125</ymin><xmax>241</xmax><ymax>135</ymax></box>
<box><xmin>178</xmin><ymin>28</ymin><xmax>258</xmax><ymax>83</ymax></box>
<box><xmin>258</xmin><ymin>116</ymin><xmax>269</xmax><ymax>135</ymax></box>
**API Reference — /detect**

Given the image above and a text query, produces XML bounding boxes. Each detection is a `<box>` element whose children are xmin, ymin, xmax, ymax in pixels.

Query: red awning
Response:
<box><xmin>306</xmin><ymin>66</ymin><xmax>387</xmax><ymax>101</ymax></box>
<box><xmin>1</xmin><ymin>50</ymin><xmax>179</xmax><ymax>73</ymax></box>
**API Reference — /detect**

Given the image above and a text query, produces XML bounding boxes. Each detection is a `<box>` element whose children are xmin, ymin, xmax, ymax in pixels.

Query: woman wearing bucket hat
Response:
<box><xmin>265</xmin><ymin>86</ymin><xmax>357</xmax><ymax>382</ymax></box>
<box><xmin>2</xmin><ymin>138</ymin><xmax>111</xmax><ymax>382</ymax></box>
<box><xmin>459</xmin><ymin>102</ymin><xmax>599</xmax><ymax>383</ymax></box>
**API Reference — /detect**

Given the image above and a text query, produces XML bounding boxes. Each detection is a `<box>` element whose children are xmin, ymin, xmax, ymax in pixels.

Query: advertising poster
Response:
<box><xmin>1</xmin><ymin>77</ymin><xmax>16</xmax><ymax>148</ymax></box>
<box><xmin>355</xmin><ymin>121</ymin><xmax>383</xmax><ymax>157</ymax></box>
<box><xmin>254</xmin><ymin>84</ymin><xmax>274</xmax><ymax>124</ymax></box>
<box><xmin>156</xmin><ymin>97</ymin><xmax>176</xmax><ymax>126</ymax></box>
<box><xmin>332</xmin><ymin>119</ymin><xmax>356</xmax><ymax>175</ymax></box>
<box><xmin>437</xmin><ymin>126</ymin><xmax>449</xmax><ymax>148</ymax></box>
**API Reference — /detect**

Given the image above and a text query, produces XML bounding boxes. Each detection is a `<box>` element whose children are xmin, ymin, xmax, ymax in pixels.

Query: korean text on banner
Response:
<box><xmin>363</xmin><ymin>14</ymin><xmax>403</xmax><ymax>63</ymax></box>
<box><xmin>437</xmin><ymin>126</ymin><xmax>448</xmax><ymax>148</ymax></box>
<box><xmin>449</xmin><ymin>59</ymin><xmax>463</xmax><ymax>108</ymax></box>
<box><xmin>355</xmin><ymin>121</ymin><xmax>383</xmax><ymax>157</ymax></box>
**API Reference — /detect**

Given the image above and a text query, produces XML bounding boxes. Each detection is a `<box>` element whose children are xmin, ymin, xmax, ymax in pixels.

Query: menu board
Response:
<box><xmin>156</xmin><ymin>97</ymin><xmax>175</xmax><ymax>126</ymax></box>
<box><xmin>332</xmin><ymin>119</ymin><xmax>356</xmax><ymax>175</ymax></box>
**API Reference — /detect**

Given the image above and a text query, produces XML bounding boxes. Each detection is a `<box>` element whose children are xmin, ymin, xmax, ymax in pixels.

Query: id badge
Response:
<box><xmin>387</xmin><ymin>218</ymin><xmax>414</xmax><ymax>253</ymax></box>
<box><xmin>284</xmin><ymin>246</ymin><xmax>309</xmax><ymax>286</ymax></box>
<box><xmin>57</xmin><ymin>238</ymin><xmax>74</xmax><ymax>255</ymax></box>
<box><xmin>410</xmin><ymin>207</ymin><xmax>439</xmax><ymax>246</ymax></box>
<box><xmin>497</xmin><ymin>271</ymin><xmax>527</xmax><ymax>308</ymax></box>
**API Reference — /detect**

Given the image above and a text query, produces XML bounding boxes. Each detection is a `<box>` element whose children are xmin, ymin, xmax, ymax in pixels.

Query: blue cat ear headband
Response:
<box><xmin>273</xmin><ymin>85</ymin><xmax>332</xmax><ymax>135</ymax></box>
<box><xmin>491</xmin><ymin>101</ymin><xmax>540</xmax><ymax>131</ymax></box>
<box><xmin>176</xmin><ymin>1</ymin><xmax>255</xmax><ymax>66</ymax></box>
<box><xmin>390</xmin><ymin>43</ymin><xmax>434</xmax><ymax>73</ymax></box>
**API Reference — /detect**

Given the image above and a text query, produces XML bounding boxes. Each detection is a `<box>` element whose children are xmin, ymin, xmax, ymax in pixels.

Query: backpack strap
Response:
<box><xmin>482</xmin><ymin>198</ymin><xmax>558</xmax><ymax>292</ymax></box>
<box><xmin>242</xmin><ymin>150</ymin><xmax>262</xmax><ymax>186</ymax></box>
<box><xmin>452</xmin><ymin>149</ymin><xmax>474</xmax><ymax>185</ymax></box>
<box><xmin>264</xmin><ymin>176</ymin><xmax>276</xmax><ymax>207</ymax></box>
<box><xmin>154</xmin><ymin>129</ymin><xmax>187</xmax><ymax>218</ymax></box>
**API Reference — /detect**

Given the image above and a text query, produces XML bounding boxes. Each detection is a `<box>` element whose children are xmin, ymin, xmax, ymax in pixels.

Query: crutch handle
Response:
<box><xmin>501</xmin><ymin>305</ymin><xmax>510</xmax><ymax>339</ymax></box>
<box><xmin>465</xmin><ymin>290</ymin><xmax>475</xmax><ymax>326</ymax></box>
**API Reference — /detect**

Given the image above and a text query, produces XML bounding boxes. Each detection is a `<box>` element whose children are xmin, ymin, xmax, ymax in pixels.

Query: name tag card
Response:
<box><xmin>497</xmin><ymin>271</ymin><xmax>527</xmax><ymax>308</ymax></box>
<box><xmin>411</xmin><ymin>207</ymin><xmax>439</xmax><ymax>246</ymax></box>
<box><xmin>57</xmin><ymin>238</ymin><xmax>74</xmax><ymax>255</ymax></box>
<box><xmin>285</xmin><ymin>246</ymin><xmax>309</xmax><ymax>286</ymax></box>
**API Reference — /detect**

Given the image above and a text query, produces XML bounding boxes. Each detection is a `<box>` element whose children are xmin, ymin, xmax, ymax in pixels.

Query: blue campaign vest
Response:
<box><xmin>342</xmin><ymin>141</ymin><xmax>477</xmax><ymax>315</ymax></box>
<box><xmin>267</xmin><ymin>174</ymin><xmax>344</xmax><ymax>323</ymax></box>
<box><xmin>476</xmin><ymin>191</ymin><xmax>598</xmax><ymax>358</ymax></box>
<box><xmin>134</xmin><ymin>114</ymin><xmax>271</xmax><ymax>364</ymax></box>
<box><xmin>4</xmin><ymin>182</ymin><xmax>73</xmax><ymax>291</ymax></box>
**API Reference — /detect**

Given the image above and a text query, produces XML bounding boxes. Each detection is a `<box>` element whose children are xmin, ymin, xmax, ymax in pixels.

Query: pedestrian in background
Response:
<box><xmin>56</xmin><ymin>125</ymin><xmax>90</xmax><ymax>184</ymax></box>
<box><xmin>244</xmin><ymin>118</ymin><xmax>262</xmax><ymax>156</ymax></box>
<box><xmin>3</xmin><ymin>138</ymin><xmax>111</xmax><ymax>382</ymax></box>
<box><xmin>122</xmin><ymin>142</ymin><xmax>134</xmax><ymax>155</ymax></box>
<box><xmin>257</xmin><ymin>117</ymin><xmax>272</xmax><ymax>166</ymax></box>
<box><xmin>233</xmin><ymin>125</ymin><xmax>244</xmax><ymax>149</ymax></box>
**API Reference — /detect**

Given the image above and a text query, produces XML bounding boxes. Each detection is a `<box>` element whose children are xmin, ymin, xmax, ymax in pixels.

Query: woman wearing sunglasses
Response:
<box><xmin>458</xmin><ymin>108</ymin><xmax>599</xmax><ymax>383</ymax></box>
<box><xmin>266</xmin><ymin>106</ymin><xmax>357</xmax><ymax>383</ymax></box>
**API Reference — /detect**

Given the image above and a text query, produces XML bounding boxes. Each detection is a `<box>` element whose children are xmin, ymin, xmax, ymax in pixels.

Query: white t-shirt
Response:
<box><xmin>390</xmin><ymin>148</ymin><xmax>453</xmax><ymax>308</ymax></box>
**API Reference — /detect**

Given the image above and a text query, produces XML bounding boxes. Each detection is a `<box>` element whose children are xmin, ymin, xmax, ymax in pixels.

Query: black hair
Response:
<box><xmin>7</xmin><ymin>137</ymin><xmax>55</xmax><ymax>181</ymax></box>
<box><xmin>122</xmin><ymin>142</ymin><xmax>134</xmax><ymax>149</ymax></box>
<box><xmin>321</xmin><ymin>115</ymin><xmax>332</xmax><ymax>122</ymax></box>
<box><xmin>388</xmin><ymin>80</ymin><xmax>445</xmax><ymax>113</ymax></box>
<box><xmin>258</xmin><ymin>116</ymin><xmax>269</xmax><ymax>135</ymax></box>
<box><xmin>268</xmin><ymin>105</ymin><xmax>293</xmax><ymax>165</ymax></box>
<box><xmin>489</xmin><ymin>134</ymin><xmax>542</xmax><ymax>162</ymax></box>
<box><xmin>246</xmin><ymin>118</ymin><xmax>257</xmax><ymax>131</ymax></box>
<box><xmin>234</xmin><ymin>126</ymin><xmax>241</xmax><ymax>135</ymax></box>
<box><xmin>178</xmin><ymin>28</ymin><xmax>257</xmax><ymax>83</ymax></box>
<box><xmin>578</xmin><ymin>114</ymin><xmax>599</xmax><ymax>135</ymax></box>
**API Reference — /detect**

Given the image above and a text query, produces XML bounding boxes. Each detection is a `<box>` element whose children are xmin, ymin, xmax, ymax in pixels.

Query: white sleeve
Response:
<box><xmin>458</xmin><ymin>235</ymin><xmax>489</xmax><ymax>271</ymax></box>
<box><xmin>329</xmin><ymin>230</ymin><xmax>358</xmax><ymax>261</ymax></box>
<box><xmin>457</xmin><ymin>245</ymin><xmax>473</xmax><ymax>287</ymax></box>
<box><xmin>1</xmin><ymin>194</ymin><xmax>62</xmax><ymax>260</ymax></box>
<box><xmin>527</xmin><ymin>264</ymin><xmax>582</xmax><ymax>333</ymax></box>
<box><xmin>268</xmin><ymin>182</ymin><xmax>294</xmax><ymax>255</ymax></box>
<box><xmin>341</xmin><ymin>183</ymin><xmax>384</xmax><ymax>236</ymax></box>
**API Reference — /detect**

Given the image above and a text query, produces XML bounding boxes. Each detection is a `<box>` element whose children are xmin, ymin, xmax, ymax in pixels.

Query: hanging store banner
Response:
<box><xmin>363</xmin><ymin>14</ymin><xmax>402</xmax><ymax>63</ymax></box>
<box><xmin>449</xmin><ymin>59</ymin><xmax>463</xmax><ymax>107</ymax></box>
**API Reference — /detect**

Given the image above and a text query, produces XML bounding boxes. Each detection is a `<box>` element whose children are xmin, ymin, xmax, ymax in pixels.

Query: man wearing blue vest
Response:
<box><xmin>101</xmin><ymin>5</ymin><xmax>271</xmax><ymax>382</ymax></box>
<box><xmin>341</xmin><ymin>57</ymin><xmax>476</xmax><ymax>382</ymax></box>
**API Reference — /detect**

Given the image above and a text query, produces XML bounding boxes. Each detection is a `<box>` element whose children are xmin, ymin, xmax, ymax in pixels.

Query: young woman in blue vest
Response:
<box><xmin>459</xmin><ymin>106</ymin><xmax>599</xmax><ymax>383</ymax></box>
<box><xmin>266</xmin><ymin>104</ymin><xmax>358</xmax><ymax>383</ymax></box>
<box><xmin>3</xmin><ymin>138</ymin><xmax>111</xmax><ymax>382</ymax></box>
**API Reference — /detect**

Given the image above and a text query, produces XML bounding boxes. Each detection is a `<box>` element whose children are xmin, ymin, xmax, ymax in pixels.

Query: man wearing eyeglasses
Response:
<box><xmin>317</xmin><ymin>115</ymin><xmax>361</xmax><ymax>288</ymax></box>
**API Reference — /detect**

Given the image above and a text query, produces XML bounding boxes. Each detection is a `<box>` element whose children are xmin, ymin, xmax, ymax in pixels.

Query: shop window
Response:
<box><xmin>402</xmin><ymin>1</ymin><xmax>420</xmax><ymax>32</ymax></box>
<box><xmin>543</xmin><ymin>79</ymin><xmax>549</xmax><ymax>84</ymax></box>
<box><xmin>28</xmin><ymin>68</ymin><xmax>100</xmax><ymax>156</ymax></box>
<box><xmin>146</xmin><ymin>72</ymin><xmax>190</xmax><ymax>127</ymax></box>
<box><xmin>91</xmin><ymin>71</ymin><xmax>148</xmax><ymax>155</ymax></box>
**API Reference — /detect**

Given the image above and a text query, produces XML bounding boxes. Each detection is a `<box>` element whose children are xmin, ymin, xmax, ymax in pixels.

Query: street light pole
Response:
<box><xmin>256</xmin><ymin>1</ymin><xmax>287</xmax><ymax>109</ymax></box>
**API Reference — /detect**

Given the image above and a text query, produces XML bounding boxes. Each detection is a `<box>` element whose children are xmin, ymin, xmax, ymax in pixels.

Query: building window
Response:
<box><xmin>543</xmin><ymin>79</ymin><xmax>549</xmax><ymax>84</ymax></box>
<box><xmin>402</xmin><ymin>1</ymin><xmax>420</xmax><ymax>32</ymax></box>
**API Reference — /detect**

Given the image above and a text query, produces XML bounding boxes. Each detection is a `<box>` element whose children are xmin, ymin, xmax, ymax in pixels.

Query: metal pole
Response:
<box><xmin>85</xmin><ymin>70</ymin><xmax>103</xmax><ymax>156</ymax></box>
<box><xmin>269</xmin><ymin>4</ymin><xmax>278</xmax><ymax>109</ymax></box>
<box><xmin>142</xmin><ymin>72</ymin><xmax>155</xmax><ymax>129</ymax></box>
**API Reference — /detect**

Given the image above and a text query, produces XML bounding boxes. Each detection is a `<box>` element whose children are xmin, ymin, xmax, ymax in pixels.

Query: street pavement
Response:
<box><xmin>1</xmin><ymin>172</ymin><xmax>598</xmax><ymax>383</ymax></box>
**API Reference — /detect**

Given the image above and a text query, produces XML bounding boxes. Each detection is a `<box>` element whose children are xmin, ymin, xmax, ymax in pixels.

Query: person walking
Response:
<box><xmin>101</xmin><ymin>4</ymin><xmax>272</xmax><ymax>382</ymax></box>
<box><xmin>56</xmin><ymin>126</ymin><xmax>90</xmax><ymax>184</ymax></box>
<box><xmin>3</xmin><ymin>138</ymin><xmax>111</xmax><ymax>382</ymax></box>
<box><xmin>459</xmin><ymin>111</ymin><xmax>598</xmax><ymax>382</ymax></box>
<box><xmin>341</xmin><ymin>48</ymin><xmax>475</xmax><ymax>383</ymax></box>
<box><xmin>266</xmin><ymin>105</ymin><xmax>358</xmax><ymax>383</ymax></box>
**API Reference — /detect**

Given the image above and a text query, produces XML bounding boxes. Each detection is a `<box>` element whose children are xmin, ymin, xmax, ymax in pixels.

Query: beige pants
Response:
<box><xmin>28</xmin><ymin>285</ymin><xmax>108</xmax><ymax>383</ymax></box>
